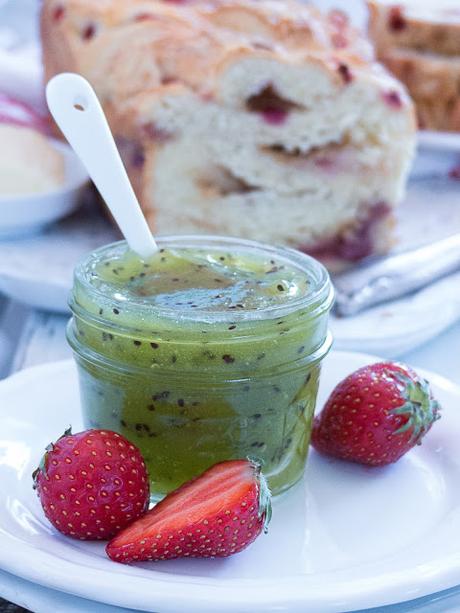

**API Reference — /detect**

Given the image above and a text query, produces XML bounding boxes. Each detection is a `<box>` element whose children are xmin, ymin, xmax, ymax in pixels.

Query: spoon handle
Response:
<box><xmin>46</xmin><ymin>73</ymin><xmax>158</xmax><ymax>259</ymax></box>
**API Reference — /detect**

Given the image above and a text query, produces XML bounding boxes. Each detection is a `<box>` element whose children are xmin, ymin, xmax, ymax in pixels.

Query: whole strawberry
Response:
<box><xmin>312</xmin><ymin>362</ymin><xmax>441</xmax><ymax>466</ymax></box>
<box><xmin>33</xmin><ymin>428</ymin><xmax>150</xmax><ymax>540</ymax></box>
<box><xmin>106</xmin><ymin>459</ymin><xmax>271</xmax><ymax>563</ymax></box>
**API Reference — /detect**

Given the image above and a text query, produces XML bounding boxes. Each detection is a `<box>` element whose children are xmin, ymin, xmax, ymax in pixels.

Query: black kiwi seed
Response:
<box><xmin>152</xmin><ymin>391</ymin><xmax>170</xmax><ymax>400</ymax></box>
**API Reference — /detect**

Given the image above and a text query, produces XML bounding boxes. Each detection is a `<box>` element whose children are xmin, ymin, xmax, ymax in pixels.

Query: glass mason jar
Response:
<box><xmin>67</xmin><ymin>236</ymin><xmax>334</xmax><ymax>500</ymax></box>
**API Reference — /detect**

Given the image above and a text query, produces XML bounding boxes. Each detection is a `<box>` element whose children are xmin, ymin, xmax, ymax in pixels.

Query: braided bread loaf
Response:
<box><xmin>41</xmin><ymin>0</ymin><xmax>415</xmax><ymax>271</ymax></box>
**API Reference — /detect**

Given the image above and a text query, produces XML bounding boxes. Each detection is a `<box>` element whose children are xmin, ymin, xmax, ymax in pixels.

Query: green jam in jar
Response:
<box><xmin>67</xmin><ymin>236</ymin><xmax>333</xmax><ymax>500</ymax></box>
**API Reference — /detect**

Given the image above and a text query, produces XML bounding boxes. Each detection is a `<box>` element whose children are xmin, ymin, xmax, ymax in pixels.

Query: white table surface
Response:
<box><xmin>1</xmin><ymin>295</ymin><xmax>460</xmax><ymax>613</ymax></box>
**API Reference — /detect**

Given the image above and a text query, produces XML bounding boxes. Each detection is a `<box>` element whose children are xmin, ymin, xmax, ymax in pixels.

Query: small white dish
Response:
<box><xmin>0</xmin><ymin>351</ymin><xmax>459</xmax><ymax>613</ymax></box>
<box><xmin>0</xmin><ymin>138</ymin><xmax>89</xmax><ymax>239</ymax></box>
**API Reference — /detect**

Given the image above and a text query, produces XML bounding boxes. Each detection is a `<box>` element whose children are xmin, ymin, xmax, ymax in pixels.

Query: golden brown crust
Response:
<box><xmin>41</xmin><ymin>0</ymin><xmax>373</xmax><ymax>103</ymax></box>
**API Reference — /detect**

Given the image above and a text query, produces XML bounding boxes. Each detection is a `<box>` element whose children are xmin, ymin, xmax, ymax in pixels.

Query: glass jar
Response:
<box><xmin>67</xmin><ymin>236</ymin><xmax>334</xmax><ymax>500</ymax></box>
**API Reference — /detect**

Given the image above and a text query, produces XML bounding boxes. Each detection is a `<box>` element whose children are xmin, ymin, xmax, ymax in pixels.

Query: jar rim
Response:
<box><xmin>72</xmin><ymin>235</ymin><xmax>334</xmax><ymax>324</ymax></box>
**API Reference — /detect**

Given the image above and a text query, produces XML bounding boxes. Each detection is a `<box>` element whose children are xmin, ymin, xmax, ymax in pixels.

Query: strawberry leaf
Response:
<box><xmin>390</xmin><ymin>371</ymin><xmax>441</xmax><ymax>441</ymax></box>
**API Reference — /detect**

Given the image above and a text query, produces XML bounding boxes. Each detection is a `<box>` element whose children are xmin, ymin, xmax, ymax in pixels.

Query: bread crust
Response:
<box><xmin>42</xmin><ymin>0</ymin><xmax>375</xmax><ymax>101</ymax></box>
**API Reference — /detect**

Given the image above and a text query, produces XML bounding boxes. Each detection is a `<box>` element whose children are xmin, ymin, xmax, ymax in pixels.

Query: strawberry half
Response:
<box><xmin>312</xmin><ymin>362</ymin><xmax>441</xmax><ymax>466</ymax></box>
<box><xmin>33</xmin><ymin>428</ymin><xmax>150</xmax><ymax>540</ymax></box>
<box><xmin>106</xmin><ymin>459</ymin><xmax>272</xmax><ymax>563</ymax></box>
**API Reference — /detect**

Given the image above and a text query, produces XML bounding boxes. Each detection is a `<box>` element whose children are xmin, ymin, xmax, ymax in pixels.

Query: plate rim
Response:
<box><xmin>1</xmin><ymin>352</ymin><xmax>460</xmax><ymax>612</ymax></box>
<box><xmin>418</xmin><ymin>130</ymin><xmax>460</xmax><ymax>152</ymax></box>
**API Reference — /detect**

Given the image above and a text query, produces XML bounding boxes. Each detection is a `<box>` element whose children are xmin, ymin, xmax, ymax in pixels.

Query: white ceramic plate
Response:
<box><xmin>0</xmin><ymin>139</ymin><xmax>89</xmax><ymax>239</ymax></box>
<box><xmin>418</xmin><ymin>131</ymin><xmax>460</xmax><ymax>153</ymax></box>
<box><xmin>1</xmin><ymin>351</ymin><xmax>460</xmax><ymax>613</ymax></box>
<box><xmin>0</xmin><ymin>568</ymin><xmax>138</xmax><ymax>613</ymax></box>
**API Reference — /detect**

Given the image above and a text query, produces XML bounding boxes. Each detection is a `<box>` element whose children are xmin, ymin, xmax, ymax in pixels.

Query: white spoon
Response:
<box><xmin>46</xmin><ymin>72</ymin><xmax>158</xmax><ymax>260</ymax></box>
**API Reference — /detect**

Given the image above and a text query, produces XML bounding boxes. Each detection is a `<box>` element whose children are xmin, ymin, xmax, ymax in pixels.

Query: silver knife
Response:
<box><xmin>333</xmin><ymin>234</ymin><xmax>460</xmax><ymax>317</ymax></box>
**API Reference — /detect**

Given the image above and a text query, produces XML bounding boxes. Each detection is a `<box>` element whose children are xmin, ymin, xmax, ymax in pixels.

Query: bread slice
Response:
<box><xmin>368</xmin><ymin>0</ymin><xmax>460</xmax><ymax>57</ymax></box>
<box><xmin>41</xmin><ymin>0</ymin><xmax>415</xmax><ymax>271</ymax></box>
<box><xmin>379</xmin><ymin>47</ymin><xmax>460</xmax><ymax>131</ymax></box>
<box><xmin>368</xmin><ymin>0</ymin><xmax>460</xmax><ymax>132</ymax></box>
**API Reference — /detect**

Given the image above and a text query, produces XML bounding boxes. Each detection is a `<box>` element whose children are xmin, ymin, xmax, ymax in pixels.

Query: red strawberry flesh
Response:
<box><xmin>106</xmin><ymin>459</ymin><xmax>271</xmax><ymax>563</ymax></box>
